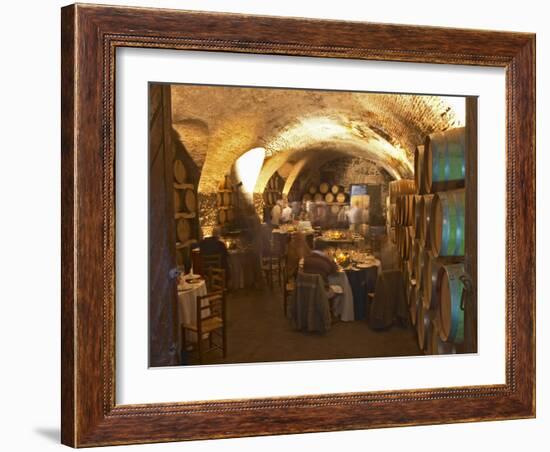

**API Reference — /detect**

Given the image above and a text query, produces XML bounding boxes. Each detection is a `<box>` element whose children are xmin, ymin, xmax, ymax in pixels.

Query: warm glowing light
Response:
<box><xmin>264</xmin><ymin>115</ymin><xmax>411</xmax><ymax>178</ymax></box>
<box><xmin>235</xmin><ymin>147</ymin><xmax>266</xmax><ymax>193</ymax></box>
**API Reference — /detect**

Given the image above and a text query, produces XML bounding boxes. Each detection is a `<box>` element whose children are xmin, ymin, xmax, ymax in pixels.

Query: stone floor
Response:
<box><xmin>184</xmin><ymin>284</ymin><xmax>421</xmax><ymax>366</ymax></box>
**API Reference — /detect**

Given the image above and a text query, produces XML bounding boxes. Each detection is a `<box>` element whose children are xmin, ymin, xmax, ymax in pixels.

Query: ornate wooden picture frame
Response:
<box><xmin>61</xmin><ymin>3</ymin><xmax>535</xmax><ymax>447</ymax></box>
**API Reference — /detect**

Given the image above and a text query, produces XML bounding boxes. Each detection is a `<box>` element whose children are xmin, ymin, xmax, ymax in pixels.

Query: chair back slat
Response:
<box><xmin>207</xmin><ymin>267</ymin><xmax>226</xmax><ymax>292</ymax></box>
<box><xmin>202</xmin><ymin>253</ymin><xmax>222</xmax><ymax>270</ymax></box>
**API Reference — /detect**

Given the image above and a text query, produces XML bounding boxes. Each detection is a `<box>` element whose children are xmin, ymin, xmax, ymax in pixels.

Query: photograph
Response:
<box><xmin>53</xmin><ymin>1</ymin><xmax>537</xmax><ymax>447</ymax></box>
<box><xmin>148</xmin><ymin>83</ymin><xmax>475</xmax><ymax>367</ymax></box>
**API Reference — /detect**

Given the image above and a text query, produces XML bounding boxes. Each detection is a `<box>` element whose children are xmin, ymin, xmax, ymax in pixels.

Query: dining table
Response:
<box><xmin>327</xmin><ymin>252</ymin><xmax>381</xmax><ymax>321</ymax></box>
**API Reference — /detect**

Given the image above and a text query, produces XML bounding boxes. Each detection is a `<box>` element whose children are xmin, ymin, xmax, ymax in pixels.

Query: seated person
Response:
<box><xmin>303</xmin><ymin>249</ymin><xmax>338</xmax><ymax>285</ymax></box>
<box><xmin>286</xmin><ymin>232</ymin><xmax>311</xmax><ymax>280</ymax></box>
<box><xmin>199</xmin><ymin>226</ymin><xmax>229</xmax><ymax>277</ymax></box>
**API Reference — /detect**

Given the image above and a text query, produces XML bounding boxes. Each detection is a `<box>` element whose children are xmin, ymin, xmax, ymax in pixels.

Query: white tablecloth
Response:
<box><xmin>328</xmin><ymin>271</ymin><xmax>355</xmax><ymax>322</ymax></box>
<box><xmin>177</xmin><ymin>279</ymin><xmax>208</xmax><ymax>343</ymax></box>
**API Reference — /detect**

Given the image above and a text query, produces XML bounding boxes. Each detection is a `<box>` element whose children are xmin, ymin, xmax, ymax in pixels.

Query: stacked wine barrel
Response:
<box><xmin>393</xmin><ymin>127</ymin><xmax>467</xmax><ymax>355</ymax></box>
<box><xmin>173</xmin><ymin>157</ymin><xmax>198</xmax><ymax>267</ymax></box>
<box><xmin>217</xmin><ymin>174</ymin><xmax>234</xmax><ymax>226</ymax></box>
<box><xmin>303</xmin><ymin>183</ymin><xmax>347</xmax><ymax>204</ymax></box>
<box><xmin>264</xmin><ymin>172</ymin><xmax>284</xmax><ymax>207</ymax></box>
<box><xmin>303</xmin><ymin>183</ymin><xmax>349</xmax><ymax>227</ymax></box>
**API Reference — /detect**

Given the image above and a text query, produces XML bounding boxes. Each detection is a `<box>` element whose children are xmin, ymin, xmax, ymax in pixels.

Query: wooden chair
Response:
<box><xmin>181</xmin><ymin>291</ymin><xmax>227</xmax><ymax>364</ymax></box>
<box><xmin>201</xmin><ymin>253</ymin><xmax>222</xmax><ymax>274</ymax></box>
<box><xmin>288</xmin><ymin>271</ymin><xmax>332</xmax><ymax>333</ymax></box>
<box><xmin>261</xmin><ymin>255</ymin><xmax>285</xmax><ymax>289</ymax></box>
<box><xmin>207</xmin><ymin>267</ymin><xmax>226</xmax><ymax>293</ymax></box>
<box><xmin>282</xmin><ymin>264</ymin><xmax>295</xmax><ymax>317</ymax></box>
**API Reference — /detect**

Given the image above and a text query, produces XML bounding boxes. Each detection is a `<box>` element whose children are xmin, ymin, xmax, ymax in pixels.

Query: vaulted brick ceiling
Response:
<box><xmin>170</xmin><ymin>84</ymin><xmax>463</xmax><ymax>193</ymax></box>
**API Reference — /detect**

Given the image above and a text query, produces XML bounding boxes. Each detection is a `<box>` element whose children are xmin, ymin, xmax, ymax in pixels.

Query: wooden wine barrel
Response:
<box><xmin>325</xmin><ymin>192</ymin><xmax>335</xmax><ymax>203</ymax></box>
<box><xmin>218</xmin><ymin>175</ymin><xmax>230</xmax><ymax>190</ymax></box>
<box><xmin>218</xmin><ymin>209</ymin><xmax>227</xmax><ymax>225</ymax></box>
<box><xmin>397</xmin><ymin>194</ymin><xmax>414</xmax><ymax>226</ymax></box>
<box><xmin>422</xmin><ymin>251</ymin><xmax>436</xmax><ymax>310</ymax></box>
<box><xmin>417</xmin><ymin>301</ymin><xmax>431</xmax><ymax>351</ymax></box>
<box><xmin>331</xmin><ymin>184</ymin><xmax>342</xmax><ymax>194</ymax></box>
<box><xmin>399</xmin><ymin>226</ymin><xmax>413</xmax><ymax>260</ymax></box>
<box><xmin>428</xmin><ymin>318</ymin><xmax>457</xmax><ymax>355</ymax></box>
<box><xmin>173</xmin><ymin>190</ymin><xmax>182</xmax><ymax>213</ymax></box>
<box><xmin>409</xmin><ymin>284</ymin><xmax>418</xmax><ymax>326</ymax></box>
<box><xmin>414</xmin><ymin>144</ymin><xmax>425</xmax><ymax>194</ymax></box>
<box><xmin>336</xmin><ymin>192</ymin><xmax>346</xmax><ymax>203</ymax></box>
<box><xmin>173</xmin><ymin>159</ymin><xmax>187</xmax><ymax>184</ymax></box>
<box><xmin>319</xmin><ymin>182</ymin><xmax>330</xmax><ymax>194</ymax></box>
<box><xmin>402</xmin><ymin>263</ymin><xmax>410</xmax><ymax>288</ymax></box>
<box><xmin>176</xmin><ymin>218</ymin><xmax>191</xmax><ymax>243</ymax></box>
<box><xmin>389</xmin><ymin>204</ymin><xmax>396</xmax><ymax>226</ymax></box>
<box><xmin>184</xmin><ymin>189</ymin><xmax>197</xmax><ymax>212</ymax></box>
<box><xmin>395</xmin><ymin>226</ymin><xmax>402</xmax><ymax>256</ymax></box>
<box><xmin>330</xmin><ymin>204</ymin><xmax>340</xmax><ymax>215</ymax></box>
<box><xmin>413</xmin><ymin>195</ymin><xmax>424</xmax><ymax>238</ymax></box>
<box><xmin>389</xmin><ymin>226</ymin><xmax>396</xmax><ymax>244</ymax></box>
<box><xmin>226</xmin><ymin>208</ymin><xmax>235</xmax><ymax>223</ymax></box>
<box><xmin>407</xmin><ymin>246</ymin><xmax>416</xmax><ymax>284</ymax></box>
<box><xmin>423</xmin><ymin>127</ymin><xmax>465</xmax><ymax>193</ymax></box>
<box><xmin>222</xmin><ymin>191</ymin><xmax>231</xmax><ymax>206</ymax></box>
<box><xmin>308</xmin><ymin>185</ymin><xmax>317</xmax><ymax>195</ymax></box>
<box><xmin>437</xmin><ymin>263</ymin><xmax>466</xmax><ymax>344</ymax></box>
<box><xmin>422</xmin><ymin>254</ymin><xmax>463</xmax><ymax>311</ymax></box>
<box><xmin>421</xmin><ymin>194</ymin><xmax>435</xmax><ymax>249</ymax></box>
<box><xmin>414</xmin><ymin>240</ymin><xmax>424</xmax><ymax>289</ymax></box>
<box><xmin>313</xmin><ymin>193</ymin><xmax>324</xmax><ymax>202</ymax></box>
<box><xmin>389</xmin><ymin>179</ymin><xmax>416</xmax><ymax>203</ymax></box>
<box><xmin>397</xmin><ymin>195</ymin><xmax>405</xmax><ymax>226</ymax></box>
<box><xmin>302</xmin><ymin>193</ymin><xmax>312</xmax><ymax>202</ymax></box>
<box><xmin>429</xmin><ymin>189</ymin><xmax>465</xmax><ymax>257</ymax></box>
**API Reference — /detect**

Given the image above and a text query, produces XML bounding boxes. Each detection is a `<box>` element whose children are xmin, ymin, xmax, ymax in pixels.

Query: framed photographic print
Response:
<box><xmin>61</xmin><ymin>3</ymin><xmax>535</xmax><ymax>447</ymax></box>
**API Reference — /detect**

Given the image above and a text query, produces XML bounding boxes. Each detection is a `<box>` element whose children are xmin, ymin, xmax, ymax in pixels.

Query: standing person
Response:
<box><xmin>270</xmin><ymin>199</ymin><xmax>282</xmax><ymax>227</ymax></box>
<box><xmin>338</xmin><ymin>205</ymin><xmax>350</xmax><ymax>229</ymax></box>
<box><xmin>290</xmin><ymin>200</ymin><xmax>302</xmax><ymax>221</ymax></box>
<box><xmin>305</xmin><ymin>200</ymin><xmax>315</xmax><ymax>223</ymax></box>
<box><xmin>346</xmin><ymin>200</ymin><xmax>363</xmax><ymax>233</ymax></box>
<box><xmin>281</xmin><ymin>200</ymin><xmax>293</xmax><ymax>223</ymax></box>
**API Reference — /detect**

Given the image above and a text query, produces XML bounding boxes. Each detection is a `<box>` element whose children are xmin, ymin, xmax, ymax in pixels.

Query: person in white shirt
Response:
<box><xmin>270</xmin><ymin>200</ymin><xmax>282</xmax><ymax>227</ymax></box>
<box><xmin>281</xmin><ymin>200</ymin><xmax>293</xmax><ymax>223</ymax></box>
<box><xmin>346</xmin><ymin>200</ymin><xmax>363</xmax><ymax>233</ymax></box>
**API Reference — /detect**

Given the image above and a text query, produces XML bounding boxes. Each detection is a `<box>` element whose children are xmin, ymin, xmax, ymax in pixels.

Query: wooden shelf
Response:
<box><xmin>217</xmin><ymin>189</ymin><xmax>232</xmax><ymax>193</ymax></box>
<box><xmin>174</xmin><ymin>183</ymin><xmax>194</xmax><ymax>190</ymax></box>
<box><xmin>176</xmin><ymin>239</ymin><xmax>197</xmax><ymax>249</ymax></box>
<box><xmin>175</xmin><ymin>212</ymin><xmax>196</xmax><ymax>219</ymax></box>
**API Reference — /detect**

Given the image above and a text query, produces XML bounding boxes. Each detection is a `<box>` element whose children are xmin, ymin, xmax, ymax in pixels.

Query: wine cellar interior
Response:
<box><xmin>149</xmin><ymin>83</ymin><xmax>477</xmax><ymax>367</ymax></box>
